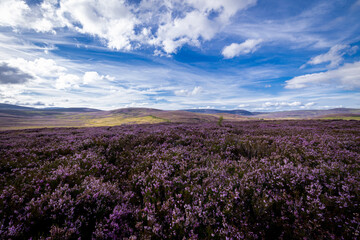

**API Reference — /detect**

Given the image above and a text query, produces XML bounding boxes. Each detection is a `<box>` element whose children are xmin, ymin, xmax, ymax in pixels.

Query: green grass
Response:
<box><xmin>85</xmin><ymin>115</ymin><xmax>169</xmax><ymax>126</ymax></box>
<box><xmin>321</xmin><ymin>116</ymin><xmax>360</xmax><ymax>120</ymax></box>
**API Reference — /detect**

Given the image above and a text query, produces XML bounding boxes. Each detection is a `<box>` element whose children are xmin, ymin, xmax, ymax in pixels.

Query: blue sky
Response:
<box><xmin>0</xmin><ymin>0</ymin><xmax>359</xmax><ymax>111</ymax></box>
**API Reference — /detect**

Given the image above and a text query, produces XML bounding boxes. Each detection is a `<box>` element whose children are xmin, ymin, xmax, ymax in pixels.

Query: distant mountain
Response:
<box><xmin>0</xmin><ymin>103</ymin><xmax>36</xmax><ymax>110</ymax></box>
<box><xmin>184</xmin><ymin>109</ymin><xmax>255</xmax><ymax>116</ymax></box>
<box><xmin>256</xmin><ymin>108</ymin><xmax>360</xmax><ymax>119</ymax></box>
<box><xmin>184</xmin><ymin>108</ymin><xmax>360</xmax><ymax>119</ymax></box>
<box><xmin>42</xmin><ymin>107</ymin><xmax>101</xmax><ymax>112</ymax></box>
<box><xmin>0</xmin><ymin>103</ymin><xmax>100</xmax><ymax>113</ymax></box>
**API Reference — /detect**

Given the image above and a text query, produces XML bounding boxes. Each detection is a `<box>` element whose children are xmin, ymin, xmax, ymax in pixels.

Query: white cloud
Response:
<box><xmin>58</xmin><ymin>0</ymin><xmax>137</xmax><ymax>50</ymax></box>
<box><xmin>238</xmin><ymin>104</ymin><xmax>249</xmax><ymax>108</ymax></box>
<box><xmin>191</xmin><ymin>86</ymin><xmax>202</xmax><ymax>95</ymax></box>
<box><xmin>56</xmin><ymin>70</ymin><xmax>118</xmax><ymax>90</ymax></box>
<box><xmin>0</xmin><ymin>0</ymin><xmax>29</xmax><ymax>28</ymax></box>
<box><xmin>83</xmin><ymin>71</ymin><xmax>114</xmax><ymax>84</ymax></box>
<box><xmin>5</xmin><ymin>58</ymin><xmax>66</xmax><ymax>78</ymax></box>
<box><xmin>222</xmin><ymin>39</ymin><xmax>263</xmax><ymax>59</ymax></box>
<box><xmin>155</xmin><ymin>10</ymin><xmax>216</xmax><ymax>54</ymax></box>
<box><xmin>0</xmin><ymin>0</ymin><xmax>257</xmax><ymax>53</ymax></box>
<box><xmin>145</xmin><ymin>0</ymin><xmax>257</xmax><ymax>53</ymax></box>
<box><xmin>0</xmin><ymin>54</ymin><xmax>174</xmax><ymax>109</ymax></box>
<box><xmin>1</xmin><ymin>58</ymin><xmax>119</xmax><ymax>92</ymax></box>
<box><xmin>286</xmin><ymin>61</ymin><xmax>360</xmax><ymax>89</ymax></box>
<box><xmin>223</xmin><ymin>1</ymin><xmax>360</xmax><ymax>51</ymax></box>
<box><xmin>174</xmin><ymin>86</ymin><xmax>202</xmax><ymax>96</ymax></box>
<box><xmin>300</xmin><ymin>102</ymin><xmax>316</xmax><ymax>109</ymax></box>
<box><xmin>196</xmin><ymin>106</ymin><xmax>215</xmax><ymax>109</ymax></box>
<box><xmin>0</xmin><ymin>0</ymin><xmax>63</xmax><ymax>33</ymax></box>
<box><xmin>304</xmin><ymin>44</ymin><xmax>358</xmax><ymax>68</ymax></box>
<box><xmin>83</xmin><ymin>71</ymin><xmax>101</xmax><ymax>84</ymax></box>
<box><xmin>305</xmin><ymin>102</ymin><xmax>316</xmax><ymax>107</ymax></box>
<box><xmin>0</xmin><ymin>32</ymin><xmax>57</xmax><ymax>61</ymax></box>
<box><xmin>55</xmin><ymin>74</ymin><xmax>81</xmax><ymax>90</ymax></box>
<box><xmin>187</xmin><ymin>0</ymin><xmax>257</xmax><ymax>21</ymax></box>
<box><xmin>254</xmin><ymin>101</ymin><xmax>322</xmax><ymax>111</ymax></box>
<box><xmin>263</xmin><ymin>101</ymin><xmax>302</xmax><ymax>108</ymax></box>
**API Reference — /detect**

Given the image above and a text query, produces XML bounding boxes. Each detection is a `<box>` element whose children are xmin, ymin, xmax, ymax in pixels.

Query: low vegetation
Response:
<box><xmin>0</xmin><ymin>120</ymin><xmax>359</xmax><ymax>239</ymax></box>
<box><xmin>86</xmin><ymin>115</ymin><xmax>168</xmax><ymax>126</ymax></box>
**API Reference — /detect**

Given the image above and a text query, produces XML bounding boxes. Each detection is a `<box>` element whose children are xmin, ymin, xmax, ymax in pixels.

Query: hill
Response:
<box><xmin>256</xmin><ymin>108</ymin><xmax>360</xmax><ymax>119</ymax></box>
<box><xmin>0</xmin><ymin>103</ymin><xmax>359</xmax><ymax>130</ymax></box>
<box><xmin>0</xmin><ymin>103</ymin><xmax>36</xmax><ymax>110</ymax></box>
<box><xmin>184</xmin><ymin>109</ymin><xmax>255</xmax><ymax>116</ymax></box>
<box><xmin>0</xmin><ymin>104</ymin><xmax>225</xmax><ymax>130</ymax></box>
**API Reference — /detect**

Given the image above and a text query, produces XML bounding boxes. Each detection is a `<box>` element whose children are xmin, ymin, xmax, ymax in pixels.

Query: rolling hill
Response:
<box><xmin>183</xmin><ymin>109</ymin><xmax>256</xmax><ymax>116</ymax></box>
<box><xmin>0</xmin><ymin>104</ymin><xmax>225</xmax><ymax>130</ymax></box>
<box><xmin>254</xmin><ymin>108</ymin><xmax>360</xmax><ymax>119</ymax></box>
<box><xmin>0</xmin><ymin>103</ymin><xmax>359</xmax><ymax>130</ymax></box>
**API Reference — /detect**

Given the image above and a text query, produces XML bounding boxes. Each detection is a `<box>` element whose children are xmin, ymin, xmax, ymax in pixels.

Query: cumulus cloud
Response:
<box><xmin>5</xmin><ymin>58</ymin><xmax>66</xmax><ymax>78</ymax></box>
<box><xmin>222</xmin><ymin>39</ymin><xmax>263</xmax><ymax>59</ymax></box>
<box><xmin>155</xmin><ymin>10</ymin><xmax>216</xmax><ymax>54</ymax></box>
<box><xmin>56</xmin><ymin>71</ymin><xmax>116</xmax><ymax>90</ymax></box>
<box><xmin>0</xmin><ymin>0</ymin><xmax>257</xmax><ymax>53</ymax></box>
<box><xmin>58</xmin><ymin>0</ymin><xmax>137</xmax><ymax>50</ymax></box>
<box><xmin>144</xmin><ymin>0</ymin><xmax>257</xmax><ymax>53</ymax></box>
<box><xmin>0</xmin><ymin>63</ymin><xmax>34</xmax><ymax>84</ymax></box>
<box><xmin>0</xmin><ymin>0</ymin><xmax>29</xmax><ymax>28</ymax></box>
<box><xmin>83</xmin><ymin>72</ymin><xmax>100</xmax><ymax>85</ymax></box>
<box><xmin>286</xmin><ymin>61</ymin><xmax>360</xmax><ymax>89</ymax></box>
<box><xmin>55</xmin><ymin>74</ymin><xmax>81</xmax><ymax>90</ymax></box>
<box><xmin>1</xmin><ymin>58</ymin><xmax>117</xmax><ymax>91</ymax></box>
<box><xmin>83</xmin><ymin>71</ymin><xmax>114</xmax><ymax>84</ymax></box>
<box><xmin>304</xmin><ymin>44</ymin><xmax>358</xmax><ymax>68</ymax></box>
<box><xmin>0</xmin><ymin>0</ymin><xmax>63</xmax><ymax>33</ymax></box>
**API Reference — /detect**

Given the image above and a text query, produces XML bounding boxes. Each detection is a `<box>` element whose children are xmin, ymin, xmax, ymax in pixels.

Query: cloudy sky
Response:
<box><xmin>0</xmin><ymin>0</ymin><xmax>359</xmax><ymax>111</ymax></box>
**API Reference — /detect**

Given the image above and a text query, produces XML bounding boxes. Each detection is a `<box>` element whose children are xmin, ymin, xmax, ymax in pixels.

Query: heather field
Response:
<box><xmin>0</xmin><ymin>120</ymin><xmax>359</xmax><ymax>239</ymax></box>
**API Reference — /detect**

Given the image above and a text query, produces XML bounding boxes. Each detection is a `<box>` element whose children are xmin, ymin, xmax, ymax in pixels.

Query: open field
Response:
<box><xmin>1</xmin><ymin>120</ymin><xmax>359</xmax><ymax>239</ymax></box>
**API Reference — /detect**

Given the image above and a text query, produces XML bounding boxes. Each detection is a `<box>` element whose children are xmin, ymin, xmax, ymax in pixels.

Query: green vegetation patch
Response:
<box><xmin>85</xmin><ymin>115</ymin><xmax>168</xmax><ymax>126</ymax></box>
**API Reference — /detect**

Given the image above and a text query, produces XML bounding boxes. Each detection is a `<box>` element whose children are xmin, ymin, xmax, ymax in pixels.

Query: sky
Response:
<box><xmin>0</xmin><ymin>0</ymin><xmax>359</xmax><ymax>111</ymax></box>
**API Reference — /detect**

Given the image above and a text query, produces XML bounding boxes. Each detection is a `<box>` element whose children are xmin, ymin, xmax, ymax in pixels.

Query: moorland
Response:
<box><xmin>0</xmin><ymin>119</ymin><xmax>359</xmax><ymax>239</ymax></box>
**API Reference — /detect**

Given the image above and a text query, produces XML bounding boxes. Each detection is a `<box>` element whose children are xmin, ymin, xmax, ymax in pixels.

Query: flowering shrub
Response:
<box><xmin>0</xmin><ymin>120</ymin><xmax>359</xmax><ymax>239</ymax></box>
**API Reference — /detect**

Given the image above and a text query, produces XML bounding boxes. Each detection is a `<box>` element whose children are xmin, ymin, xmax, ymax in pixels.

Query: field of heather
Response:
<box><xmin>0</xmin><ymin>120</ymin><xmax>359</xmax><ymax>239</ymax></box>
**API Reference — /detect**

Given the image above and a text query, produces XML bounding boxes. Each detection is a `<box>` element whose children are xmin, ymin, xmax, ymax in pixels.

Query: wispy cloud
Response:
<box><xmin>302</xmin><ymin>44</ymin><xmax>358</xmax><ymax>68</ymax></box>
<box><xmin>286</xmin><ymin>61</ymin><xmax>360</xmax><ymax>90</ymax></box>
<box><xmin>224</xmin><ymin>1</ymin><xmax>360</xmax><ymax>50</ymax></box>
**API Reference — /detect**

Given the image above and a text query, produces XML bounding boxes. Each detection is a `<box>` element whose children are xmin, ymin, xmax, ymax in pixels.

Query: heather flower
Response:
<box><xmin>0</xmin><ymin>120</ymin><xmax>359</xmax><ymax>239</ymax></box>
